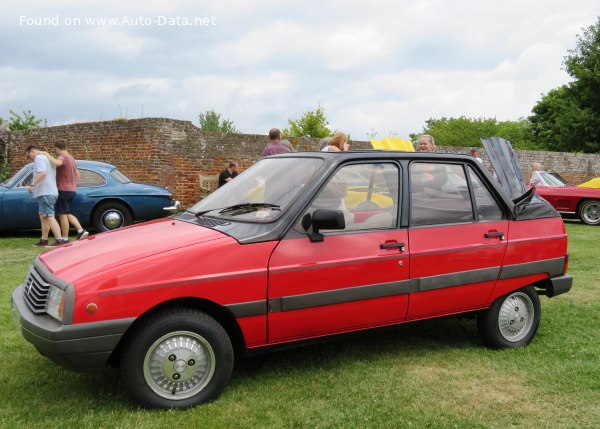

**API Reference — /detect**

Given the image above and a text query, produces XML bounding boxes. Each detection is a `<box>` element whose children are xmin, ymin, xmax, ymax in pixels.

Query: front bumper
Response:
<box><xmin>11</xmin><ymin>285</ymin><xmax>134</xmax><ymax>371</ymax></box>
<box><xmin>163</xmin><ymin>200</ymin><xmax>180</xmax><ymax>211</ymax></box>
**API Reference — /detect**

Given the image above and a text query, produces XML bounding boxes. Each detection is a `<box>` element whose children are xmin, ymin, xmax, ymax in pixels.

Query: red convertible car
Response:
<box><xmin>530</xmin><ymin>170</ymin><xmax>600</xmax><ymax>225</ymax></box>
<box><xmin>12</xmin><ymin>138</ymin><xmax>573</xmax><ymax>409</ymax></box>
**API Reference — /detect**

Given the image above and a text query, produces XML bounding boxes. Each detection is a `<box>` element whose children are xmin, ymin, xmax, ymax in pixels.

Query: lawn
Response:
<box><xmin>1</xmin><ymin>223</ymin><xmax>599</xmax><ymax>428</ymax></box>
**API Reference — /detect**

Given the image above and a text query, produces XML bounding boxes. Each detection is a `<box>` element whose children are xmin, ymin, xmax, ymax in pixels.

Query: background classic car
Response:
<box><xmin>530</xmin><ymin>170</ymin><xmax>600</xmax><ymax>225</ymax></box>
<box><xmin>1</xmin><ymin>160</ymin><xmax>179</xmax><ymax>231</ymax></box>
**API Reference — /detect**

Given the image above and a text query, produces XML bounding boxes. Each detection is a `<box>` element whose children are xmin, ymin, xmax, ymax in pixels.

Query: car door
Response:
<box><xmin>2</xmin><ymin>170</ymin><xmax>40</xmax><ymax>230</ymax></box>
<box><xmin>407</xmin><ymin>162</ymin><xmax>509</xmax><ymax>319</ymax></box>
<box><xmin>267</xmin><ymin>162</ymin><xmax>410</xmax><ymax>343</ymax></box>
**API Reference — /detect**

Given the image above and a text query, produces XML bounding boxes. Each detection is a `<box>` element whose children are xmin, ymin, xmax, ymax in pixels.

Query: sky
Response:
<box><xmin>1</xmin><ymin>0</ymin><xmax>599</xmax><ymax>140</ymax></box>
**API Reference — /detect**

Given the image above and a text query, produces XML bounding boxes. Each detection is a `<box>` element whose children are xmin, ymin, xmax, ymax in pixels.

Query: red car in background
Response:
<box><xmin>531</xmin><ymin>170</ymin><xmax>600</xmax><ymax>225</ymax></box>
<box><xmin>12</xmin><ymin>137</ymin><xmax>573</xmax><ymax>409</ymax></box>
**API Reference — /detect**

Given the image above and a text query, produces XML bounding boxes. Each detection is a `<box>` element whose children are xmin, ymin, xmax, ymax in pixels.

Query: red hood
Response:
<box><xmin>39</xmin><ymin>219</ymin><xmax>230</xmax><ymax>282</ymax></box>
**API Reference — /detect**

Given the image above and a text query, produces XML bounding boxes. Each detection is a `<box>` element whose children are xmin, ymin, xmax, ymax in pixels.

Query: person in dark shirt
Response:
<box><xmin>218</xmin><ymin>161</ymin><xmax>238</xmax><ymax>188</ymax></box>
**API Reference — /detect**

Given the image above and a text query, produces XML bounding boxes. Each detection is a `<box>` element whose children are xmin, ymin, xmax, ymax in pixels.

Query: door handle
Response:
<box><xmin>484</xmin><ymin>231</ymin><xmax>505</xmax><ymax>240</ymax></box>
<box><xmin>380</xmin><ymin>242</ymin><xmax>405</xmax><ymax>251</ymax></box>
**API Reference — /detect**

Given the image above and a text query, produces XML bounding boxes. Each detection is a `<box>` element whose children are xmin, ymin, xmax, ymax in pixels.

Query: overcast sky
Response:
<box><xmin>1</xmin><ymin>0</ymin><xmax>599</xmax><ymax>140</ymax></box>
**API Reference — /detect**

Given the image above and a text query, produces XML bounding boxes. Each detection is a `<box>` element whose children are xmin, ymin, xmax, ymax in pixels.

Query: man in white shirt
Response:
<box><xmin>25</xmin><ymin>145</ymin><xmax>65</xmax><ymax>247</ymax></box>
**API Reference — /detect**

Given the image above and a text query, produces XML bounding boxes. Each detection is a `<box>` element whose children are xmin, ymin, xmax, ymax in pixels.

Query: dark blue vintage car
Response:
<box><xmin>0</xmin><ymin>160</ymin><xmax>179</xmax><ymax>232</ymax></box>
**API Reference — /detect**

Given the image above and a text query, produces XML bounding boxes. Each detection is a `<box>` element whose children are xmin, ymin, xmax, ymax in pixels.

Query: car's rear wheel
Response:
<box><xmin>93</xmin><ymin>201</ymin><xmax>133</xmax><ymax>231</ymax></box>
<box><xmin>477</xmin><ymin>286</ymin><xmax>541</xmax><ymax>348</ymax></box>
<box><xmin>577</xmin><ymin>199</ymin><xmax>600</xmax><ymax>225</ymax></box>
<box><xmin>120</xmin><ymin>308</ymin><xmax>234</xmax><ymax>409</ymax></box>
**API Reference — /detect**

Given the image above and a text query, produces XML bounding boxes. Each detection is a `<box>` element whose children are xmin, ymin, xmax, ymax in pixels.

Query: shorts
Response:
<box><xmin>56</xmin><ymin>191</ymin><xmax>76</xmax><ymax>215</ymax></box>
<box><xmin>37</xmin><ymin>195</ymin><xmax>58</xmax><ymax>217</ymax></box>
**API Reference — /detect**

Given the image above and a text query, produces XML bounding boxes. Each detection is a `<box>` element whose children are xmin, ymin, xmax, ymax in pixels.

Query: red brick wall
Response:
<box><xmin>2</xmin><ymin>118</ymin><xmax>599</xmax><ymax>207</ymax></box>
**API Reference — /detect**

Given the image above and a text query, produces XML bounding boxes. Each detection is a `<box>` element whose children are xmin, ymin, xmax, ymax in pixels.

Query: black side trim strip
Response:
<box><xmin>499</xmin><ymin>257</ymin><xmax>565</xmax><ymax>280</ymax></box>
<box><xmin>269</xmin><ymin>280</ymin><xmax>411</xmax><ymax>313</ymax></box>
<box><xmin>225</xmin><ymin>300</ymin><xmax>267</xmax><ymax>318</ymax></box>
<box><xmin>410</xmin><ymin>267</ymin><xmax>501</xmax><ymax>292</ymax></box>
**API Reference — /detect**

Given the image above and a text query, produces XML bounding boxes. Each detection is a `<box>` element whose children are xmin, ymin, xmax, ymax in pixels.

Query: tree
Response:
<box><xmin>198</xmin><ymin>109</ymin><xmax>239</xmax><ymax>133</ymax></box>
<box><xmin>283</xmin><ymin>106</ymin><xmax>333</xmax><ymax>138</ymax></box>
<box><xmin>7</xmin><ymin>110</ymin><xmax>44</xmax><ymax>130</ymax></box>
<box><xmin>410</xmin><ymin>116</ymin><xmax>539</xmax><ymax>149</ymax></box>
<box><xmin>530</xmin><ymin>17</ymin><xmax>600</xmax><ymax>152</ymax></box>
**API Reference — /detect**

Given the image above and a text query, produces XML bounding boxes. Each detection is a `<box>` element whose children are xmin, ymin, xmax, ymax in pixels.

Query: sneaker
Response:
<box><xmin>33</xmin><ymin>239</ymin><xmax>49</xmax><ymax>247</ymax></box>
<box><xmin>76</xmin><ymin>230</ymin><xmax>89</xmax><ymax>240</ymax></box>
<box><xmin>46</xmin><ymin>238</ymin><xmax>69</xmax><ymax>248</ymax></box>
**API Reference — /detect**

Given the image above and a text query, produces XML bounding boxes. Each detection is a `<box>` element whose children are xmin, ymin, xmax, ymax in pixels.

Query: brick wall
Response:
<box><xmin>1</xmin><ymin>118</ymin><xmax>599</xmax><ymax>207</ymax></box>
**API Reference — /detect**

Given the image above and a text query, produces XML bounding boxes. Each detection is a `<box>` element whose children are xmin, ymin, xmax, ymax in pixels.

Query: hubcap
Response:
<box><xmin>498</xmin><ymin>292</ymin><xmax>534</xmax><ymax>342</ymax></box>
<box><xmin>143</xmin><ymin>331</ymin><xmax>216</xmax><ymax>400</ymax></box>
<box><xmin>102</xmin><ymin>210</ymin><xmax>124</xmax><ymax>229</ymax></box>
<box><xmin>583</xmin><ymin>202</ymin><xmax>600</xmax><ymax>224</ymax></box>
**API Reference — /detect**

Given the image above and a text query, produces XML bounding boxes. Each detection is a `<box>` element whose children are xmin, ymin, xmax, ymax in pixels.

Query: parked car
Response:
<box><xmin>12</xmin><ymin>138</ymin><xmax>572</xmax><ymax>409</ymax></box>
<box><xmin>1</xmin><ymin>160</ymin><xmax>179</xmax><ymax>231</ymax></box>
<box><xmin>530</xmin><ymin>170</ymin><xmax>600</xmax><ymax>225</ymax></box>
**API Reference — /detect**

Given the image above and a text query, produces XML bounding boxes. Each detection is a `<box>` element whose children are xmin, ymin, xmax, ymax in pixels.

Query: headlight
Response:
<box><xmin>45</xmin><ymin>285</ymin><xmax>66</xmax><ymax>322</ymax></box>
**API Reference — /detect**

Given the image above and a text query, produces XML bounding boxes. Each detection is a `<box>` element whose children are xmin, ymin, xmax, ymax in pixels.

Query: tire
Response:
<box><xmin>93</xmin><ymin>201</ymin><xmax>133</xmax><ymax>231</ymax></box>
<box><xmin>120</xmin><ymin>308</ymin><xmax>234</xmax><ymax>409</ymax></box>
<box><xmin>477</xmin><ymin>286</ymin><xmax>541</xmax><ymax>349</ymax></box>
<box><xmin>577</xmin><ymin>199</ymin><xmax>600</xmax><ymax>225</ymax></box>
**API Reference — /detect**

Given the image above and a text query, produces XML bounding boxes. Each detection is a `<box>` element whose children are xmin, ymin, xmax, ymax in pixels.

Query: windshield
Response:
<box><xmin>190</xmin><ymin>157</ymin><xmax>323</xmax><ymax>222</ymax></box>
<box><xmin>532</xmin><ymin>171</ymin><xmax>568</xmax><ymax>187</ymax></box>
<box><xmin>2</xmin><ymin>164</ymin><xmax>30</xmax><ymax>188</ymax></box>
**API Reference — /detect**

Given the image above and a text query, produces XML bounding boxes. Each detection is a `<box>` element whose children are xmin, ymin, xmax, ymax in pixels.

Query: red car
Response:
<box><xmin>12</xmin><ymin>137</ymin><xmax>573</xmax><ymax>409</ymax></box>
<box><xmin>531</xmin><ymin>170</ymin><xmax>600</xmax><ymax>225</ymax></box>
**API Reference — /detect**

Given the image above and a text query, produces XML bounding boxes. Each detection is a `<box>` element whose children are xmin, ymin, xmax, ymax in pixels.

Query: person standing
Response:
<box><xmin>469</xmin><ymin>149</ymin><xmax>483</xmax><ymax>164</ymax></box>
<box><xmin>417</xmin><ymin>134</ymin><xmax>436</xmax><ymax>152</ymax></box>
<box><xmin>326</xmin><ymin>132</ymin><xmax>350</xmax><ymax>152</ymax></box>
<box><xmin>218</xmin><ymin>161</ymin><xmax>238</xmax><ymax>188</ymax></box>
<box><xmin>25</xmin><ymin>145</ymin><xmax>65</xmax><ymax>247</ymax></box>
<box><xmin>261</xmin><ymin>128</ymin><xmax>290</xmax><ymax>157</ymax></box>
<box><xmin>42</xmin><ymin>141</ymin><xmax>89</xmax><ymax>240</ymax></box>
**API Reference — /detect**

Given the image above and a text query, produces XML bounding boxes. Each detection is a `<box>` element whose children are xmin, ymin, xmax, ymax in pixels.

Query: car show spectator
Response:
<box><xmin>218</xmin><ymin>161</ymin><xmax>239</xmax><ymax>188</ymax></box>
<box><xmin>261</xmin><ymin>128</ymin><xmax>290</xmax><ymax>157</ymax></box>
<box><xmin>326</xmin><ymin>132</ymin><xmax>350</xmax><ymax>152</ymax></box>
<box><xmin>42</xmin><ymin>141</ymin><xmax>89</xmax><ymax>241</ymax></box>
<box><xmin>417</xmin><ymin>134</ymin><xmax>436</xmax><ymax>152</ymax></box>
<box><xmin>469</xmin><ymin>149</ymin><xmax>483</xmax><ymax>164</ymax></box>
<box><xmin>25</xmin><ymin>145</ymin><xmax>65</xmax><ymax>247</ymax></box>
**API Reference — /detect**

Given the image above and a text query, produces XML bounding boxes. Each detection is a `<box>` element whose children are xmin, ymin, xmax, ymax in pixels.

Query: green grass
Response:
<box><xmin>1</xmin><ymin>224</ymin><xmax>599</xmax><ymax>428</ymax></box>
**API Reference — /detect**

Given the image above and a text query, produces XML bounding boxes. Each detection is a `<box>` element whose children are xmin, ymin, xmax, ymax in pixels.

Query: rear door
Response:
<box><xmin>407</xmin><ymin>162</ymin><xmax>509</xmax><ymax>319</ymax></box>
<box><xmin>267</xmin><ymin>162</ymin><xmax>410</xmax><ymax>343</ymax></box>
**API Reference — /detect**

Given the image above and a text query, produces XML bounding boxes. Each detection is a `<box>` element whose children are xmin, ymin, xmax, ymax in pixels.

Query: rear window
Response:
<box><xmin>111</xmin><ymin>169</ymin><xmax>132</xmax><ymax>184</ymax></box>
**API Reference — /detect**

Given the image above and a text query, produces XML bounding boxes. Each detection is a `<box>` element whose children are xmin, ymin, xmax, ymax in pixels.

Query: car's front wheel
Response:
<box><xmin>120</xmin><ymin>308</ymin><xmax>234</xmax><ymax>409</ymax></box>
<box><xmin>578</xmin><ymin>199</ymin><xmax>600</xmax><ymax>225</ymax></box>
<box><xmin>93</xmin><ymin>201</ymin><xmax>133</xmax><ymax>231</ymax></box>
<box><xmin>477</xmin><ymin>286</ymin><xmax>541</xmax><ymax>348</ymax></box>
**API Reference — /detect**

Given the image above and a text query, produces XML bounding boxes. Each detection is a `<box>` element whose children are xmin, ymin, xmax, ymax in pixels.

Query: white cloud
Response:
<box><xmin>1</xmin><ymin>0</ymin><xmax>599</xmax><ymax>140</ymax></box>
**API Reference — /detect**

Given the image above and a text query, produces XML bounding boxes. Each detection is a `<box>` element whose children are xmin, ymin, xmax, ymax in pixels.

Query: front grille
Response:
<box><xmin>23</xmin><ymin>267</ymin><xmax>51</xmax><ymax>314</ymax></box>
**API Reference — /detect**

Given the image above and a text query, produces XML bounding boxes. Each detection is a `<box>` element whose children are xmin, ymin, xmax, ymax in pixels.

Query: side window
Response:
<box><xmin>302</xmin><ymin>163</ymin><xmax>399</xmax><ymax>232</ymax></box>
<box><xmin>78</xmin><ymin>169</ymin><xmax>106</xmax><ymax>187</ymax></box>
<box><xmin>468</xmin><ymin>167</ymin><xmax>504</xmax><ymax>222</ymax></box>
<box><xmin>410</xmin><ymin>163</ymin><xmax>474</xmax><ymax>226</ymax></box>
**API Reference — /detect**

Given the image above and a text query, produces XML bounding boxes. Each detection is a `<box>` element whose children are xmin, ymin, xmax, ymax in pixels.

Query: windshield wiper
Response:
<box><xmin>218</xmin><ymin>203</ymin><xmax>280</xmax><ymax>214</ymax></box>
<box><xmin>194</xmin><ymin>203</ymin><xmax>280</xmax><ymax>217</ymax></box>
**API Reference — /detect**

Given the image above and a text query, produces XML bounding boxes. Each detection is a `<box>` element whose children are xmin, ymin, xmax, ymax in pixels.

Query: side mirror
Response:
<box><xmin>301</xmin><ymin>209</ymin><xmax>345</xmax><ymax>242</ymax></box>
